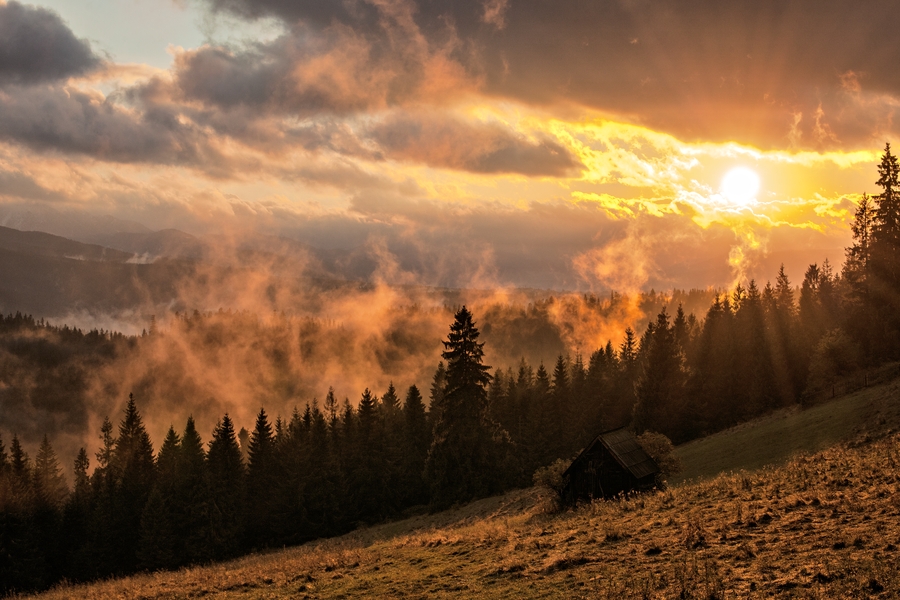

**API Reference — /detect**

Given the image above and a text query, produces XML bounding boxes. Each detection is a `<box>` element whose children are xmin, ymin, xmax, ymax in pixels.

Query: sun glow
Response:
<box><xmin>720</xmin><ymin>166</ymin><xmax>761</xmax><ymax>206</ymax></box>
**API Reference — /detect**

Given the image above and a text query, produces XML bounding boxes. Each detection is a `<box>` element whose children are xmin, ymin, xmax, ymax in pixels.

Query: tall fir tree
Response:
<box><xmin>138</xmin><ymin>427</ymin><xmax>181</xmax><ymax>570</ymax></box>
<box><xmin>206</xmin><ymin>414</ymin><xmax>245</xmax><ymax>559</ymax></box>
<box><xmin>425</xmin><ymin>307</ymin><xmax>509</xmax><ymax>508</ymax></box>
<box><xmin>401</xmin><ymin>385</ymin><xmax>429</xmax><ymax>506</ymax></box>
<box><xmin>33</xmin><ymin>435</ymin><xmax>67</xmax><ymax>509</ymax></box>
<box><xmin>633</xmin><ymin>308</ymin><xmax>689</xmax><ymax>440</ymax></box>
<box><xmin>245</xmin><ymin>408</ymin><xmax>278</xmax><ymax>548</ymax></box>
<box><xmin>869</xmin><ymin>143</ymin><xmax>900</xmax><ymax>353</ymax></box>
<box><xmin>107</xmin><ymin>394</ymin><xmax>155</xmax><ymax>574</ymax></box>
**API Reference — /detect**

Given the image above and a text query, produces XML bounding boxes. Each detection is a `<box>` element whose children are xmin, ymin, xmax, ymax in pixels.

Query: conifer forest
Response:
<box><xmin>2</xmin><ymin>146</ymin><xmax>900</xmax><ymax>594</ymax></box>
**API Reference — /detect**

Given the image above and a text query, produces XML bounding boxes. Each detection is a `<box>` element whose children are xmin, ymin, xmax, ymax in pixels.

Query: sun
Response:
<box><xmin>720</xmin><ymin>166</ymin><xmax>761</xmax><ymax>206</ymax></box>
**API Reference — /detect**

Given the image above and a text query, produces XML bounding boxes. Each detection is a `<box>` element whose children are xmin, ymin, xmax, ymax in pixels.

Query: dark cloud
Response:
<box><xmin>174</xmin><ymin>43</ymin><xmax>288</xmax><ymax>110</ymax></box>
<box><xmin>172</xmin><ymin>16</ymin><xmax>475</xmax><ymax>116</ymax></box>
<box><xmin>0</xmin><ymin>1</ymin><xmax>99</xmax><ymax>84</ymax></box>
<box><xmin>367</xmin><ymin>112</ymin><xmax>580</xmax><ymax>176</ymax></box>
<box><xmin>0</xmin><ymin>84</ymin><xmax>232</xmax><ymax>172</ymax></box>
<box><xmin>197</xmin><ymin>0</ymin><xmax>900</xmax><ymax>149</ymax></box>
<box><xmin>164</xmin><ymin>46</ymin><xmax>580</xmax><ymax>176</ymax></box>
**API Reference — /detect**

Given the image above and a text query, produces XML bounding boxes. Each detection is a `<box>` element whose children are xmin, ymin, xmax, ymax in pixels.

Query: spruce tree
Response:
<box><xmin>633</xmin><ymin>308</ymin><xmax>688</xmax><ymax>440</ymax></box>
<box><xmin>379</xmin><ymin>383</ymin><xmax>404</xmax><ymax>515</ymax></box>
<box><xmin>245</xmin><ymin>408</ymin><xmax>277</xmax><ymax>548</ymax></box>
<box><xmin>107</xmin><ymin>394</ymin><xmax>155</xmax><ymax>573</ymax></box>
<box><xmin>869</xmin><ymin>143</ymin><xmax>900</xmax><ymax>352</ymax></box>
<box><xmin>138</xmin><ymin>427</ymin><xmax>180</xmax><ymax>570</ymax></box>
<box><xmin>425</xmin><ymin>307</ymin><xmax>509</xmax><ymax>508</ymax></box>
<box><xmin>401</xmin><ymin>385</ymin><xmax>429</xmax><ymax>505</ymax></box>
<box><xmin>178</xmin><ymin>416</ymin><xmax>210</xmax><ymax>563</ymax></box>
<box><xmin>873</xmin><ymin>142</ymin><xmax>900</xmax><ymax>246</ymax></box>
<box><xmin>33</xmin><ymin>435</ymin><xmax>67</xmax><ymax>509</ymax></box>
<box><xmin>1</xmin><ymin>436</ymin><xmax>43</xmax><ymax>593</ymax></box>
<box><xmin>61</xmin><ymin>448</ymin><xmax>92</xmax><ymax>580</ymax></box>
<box><xmin>206</xmin><ymin>414</ymin><xmax>245</xmax><ymax>559</ymax></box>
<box><xmin>351</xmin><ymin>388</ymin><xmax>387</xmax><ymax>521</ymax></box>
<box><xmin>528</xmin><ymin>363</ymin><xmax>552</xmax><ymax>470</ymax></box>
<box><xmin>303</xmin><ymin>402</ymin><xmax>341</xmax><ymax>538</ymax></box>
<box><xmin>549</xmin><ymin>355</ymin><xmax>570</xmax><ymax>460</ymax></box>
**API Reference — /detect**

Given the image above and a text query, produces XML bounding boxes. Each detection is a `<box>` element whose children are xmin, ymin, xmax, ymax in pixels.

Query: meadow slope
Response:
<box><xmin>19</xmin><ymin>377</ymin><xmax>900</xmax><ymax>599</ymax></box>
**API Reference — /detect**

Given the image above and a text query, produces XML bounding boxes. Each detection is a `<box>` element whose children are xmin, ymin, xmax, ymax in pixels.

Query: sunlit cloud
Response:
<box><xmin>0</xmin><ymin>0</ymin><xmax>896</xmax><ymax>297</ymax></box>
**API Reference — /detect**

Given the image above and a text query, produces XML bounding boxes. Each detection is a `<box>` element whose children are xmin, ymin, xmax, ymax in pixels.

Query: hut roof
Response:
<box><xmin>564</xmin><ymin>427</ymin><xmax>659</xmax><ymax>480</ymax></box>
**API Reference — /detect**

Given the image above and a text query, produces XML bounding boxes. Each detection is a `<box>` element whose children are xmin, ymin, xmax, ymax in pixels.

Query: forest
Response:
<box><xmin>1</xmin><ymin>145</ymin><xmax>899</xmax><ymax>594</ymax></box>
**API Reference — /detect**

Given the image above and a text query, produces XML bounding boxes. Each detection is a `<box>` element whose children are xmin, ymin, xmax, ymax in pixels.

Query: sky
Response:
<box><xmin>0</xmin><ymin>0</ymin><xmax>897</xmax><ymax>292</ymax></box>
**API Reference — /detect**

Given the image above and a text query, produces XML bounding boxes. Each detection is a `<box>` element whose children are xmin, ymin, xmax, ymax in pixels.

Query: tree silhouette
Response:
<box><xmin>426</xmin><ymin>307</ymin><xmax>509</xmax><ymax>508</ymax></box>
<box><xmin>206</xmin><ymin>414</ymin><xmax>245</xmax><ymax>559</ymax></box>
<box><xmin>245</xmin><ymin>408</ymin><xmax>277</xmax><ymax>548</ymax></box>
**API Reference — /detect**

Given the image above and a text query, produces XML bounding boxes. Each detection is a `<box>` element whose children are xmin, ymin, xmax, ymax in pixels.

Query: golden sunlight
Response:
<box><xmin>720</xmin><ymin>166</ymin><xmax>761</xmax><ymax>206</ymax></box>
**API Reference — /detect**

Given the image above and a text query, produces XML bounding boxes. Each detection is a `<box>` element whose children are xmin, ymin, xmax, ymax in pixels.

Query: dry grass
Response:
<box><xmin>20</xmin><ymin>430</ymin><xmax>900</xmax><ymax>599</ymax></box>
<box><xmin>18</xmin><ymin>379</ymin><xmax>900</xmax><ymax>599</ymax></box>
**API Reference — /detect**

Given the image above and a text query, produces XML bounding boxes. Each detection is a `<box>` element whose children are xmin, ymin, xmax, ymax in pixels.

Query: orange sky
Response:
<box><xmin>0</xmin><ymin>0</ymin><xmax>896</xmax><ymax>291</ymax></box>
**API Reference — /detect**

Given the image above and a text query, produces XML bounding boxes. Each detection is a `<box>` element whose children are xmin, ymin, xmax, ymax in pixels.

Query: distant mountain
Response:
<box><xmin>0</xmin><ymin>225</ymin><xmax>134</xmax><ymax>263</ymax></box>
<box><xmin>0</xmin><ymin>203</ymin><xmax>150</xmax><ymax>241</ymax></box>
<box><xmin>0</xmin><ymin>226</ymin><xmax>200</xmax><ymax>318</ymax></box>
<box><xmin>0</xmin><ymin>226</ymin><xmax>361</xmax><ymax>321</ymax></box>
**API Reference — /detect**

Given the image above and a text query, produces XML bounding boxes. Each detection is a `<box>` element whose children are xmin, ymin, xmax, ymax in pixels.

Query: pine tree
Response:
<box><xmin>138</xmin><ymin>427</ymin><xmax>180</xmax><ymax>570</ymax></box>
<box><xmin>61</xmin><ymin>448</ymin><xmax>92</xmax><ymax>580</ymax></box>
<box><xmin>425</xmin><ymin>307</ymin><xmax>509</xmax><ymax>508</ymax></box>
<box><xmin>107</xmin><ymin>394</ymin><xmax>155</xmax><ymax>573</ymax></box>
<box><xmin>33</xmin><ymin>435</ymin><xmax>67</xmax><ymax>509</ymax></box>
<box><xmin>847</xmin><ymin>193</ymin><xmax>874</xmax><ymax>277</ymax></box>
<box><xmin>873</xmin><ymin>142</ymin><xmax>900</xmax><ymax>246</ymax></box>
<box><xmin>633</xmin><ymin>308</ymin><xmax>689</xmax><ymax>440</ymax></box>
<box><xmin>31</xmin><ymin>435</ymin><xmax>67</xmax><ymax>583</ymax></box>
<box><xmin>380</xmin><ymin>383</ymin><xmax>405</xmax><ymax>515</ymax></box>
<box><xmin>10</xmin><ymin>435</ymin><xmax>30</xmax><ymax>487</ymax></box>
<box><xmin>381</xmin><ymin>382</ymin><xmax>400</xmax><ymax>412</ymax></box>
<box><xmin>206</xmin><ymin>414</ymin><xmax>245</xmax><ymax>559</ymax></box>
<box><xmin>401</xmin><ymin>385</ymin><xmax>429</xmax><ymax>506</ymax></box>
<box><xmin>178</xmin><ymin>416</ymin><xmax>210</xmax><ymax>563</ymax></box>
<box><xmin>245</xmin><ymin>408</ymin><xmax>277</xmax><ymax>548</ymax></box>
<box><xmin>799</xmin><ymin>264</ymin><xmax>827</xmax><ymax>360</ymax></box>
<box><xmin>869</xmin><ymin>143</ymin><xmax>900</xmax><ymax>353</ymax></box>
<box><xmin>95</xmin><ymin>417</ymin><xmax>115</xmax><ymax>472</ymax></box>
<box><xmin>0</xmin><ymin>436</ymin><xmax>44</xmax><ymax>593</ymax></box>
<box><xmin>73</xmin><ymin>449</ymin><xmax>89</xmax><ymax>496</ymax></box>
<box><xmin>302</xmin><ymin>402</ymin><xmax>341</xmax><ymax>538</ymax></box>
<box><xmin>428</xmin><ymin>362</ymin><xmax>447</xmax><ymax>429</ymax></box>
<box><xmin>611</xmin><ymin>328</ymin><xmax>639</xmax><ymax>428</ymax></box>
<box><xmin>528</xmin><ymin>363</ymin><xmax>553</xmax><ymax>469</ymax></box>
<box><xmin>351</xmin><ymin>388</ymin><xmax>387</xmax><ymax>521</ymax></box>
<box><xmin>549</xmin><ymin>355</ymin><xmax>570</xmax><ymax>460</ymax></box>
<box><xmin>769</xmin><ymin>265</ymin><xmax>804</xmax><ymax>400</ymax></box>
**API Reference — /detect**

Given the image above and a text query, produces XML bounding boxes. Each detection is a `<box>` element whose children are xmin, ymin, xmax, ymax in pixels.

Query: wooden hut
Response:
<box><xmin>562</xmin><ymin>428</ymin><xmax>659</xmax><ymax>503</ymax></box>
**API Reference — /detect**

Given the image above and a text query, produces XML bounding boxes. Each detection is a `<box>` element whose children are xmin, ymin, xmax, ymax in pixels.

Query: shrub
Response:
<box><xmin>533</xmin><ymin>458</ymin><xmax>571</xmax><ymax>511</ymax></box>
<box><xmin>637</xmin><ymin>431</ymin><xmax>682</xmax><ymax>485</ymax></box>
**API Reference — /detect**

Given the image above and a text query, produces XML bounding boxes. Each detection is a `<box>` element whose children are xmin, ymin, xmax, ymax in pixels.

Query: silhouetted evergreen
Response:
<box><xmin>400</xmin><ymin>385</ymin><xmax>429</xmax><ymax>506</ymax></box>
<box><xmin>426</xmin><ymin>306</ymin><xmax>511</xmax><ymax>509</ymax></box>
<box><xmin>206</xmin><ymin>414</ymin><xmax>244</xmax><ymax>559</ymax></box>
<box><xmin>107</xmin><ymin>395</ymin><xmax>155</xmax><ymax>573</ymax></box>
<box><xmin>245</xmin><ymin>408</ymin><xmax>278</xmax><ymax>548</ymax></box>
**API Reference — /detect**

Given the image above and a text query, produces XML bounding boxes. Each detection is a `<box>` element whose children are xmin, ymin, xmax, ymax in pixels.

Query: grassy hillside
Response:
<box><xmin>674</xmin><ymin>365</ymin><xmax>900</xmax><ymax>484</ymax></box>
<box><xmin>19</xmin><ymin>376</ymin><xmax>900</xmax><ymax>599</ymax></box>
